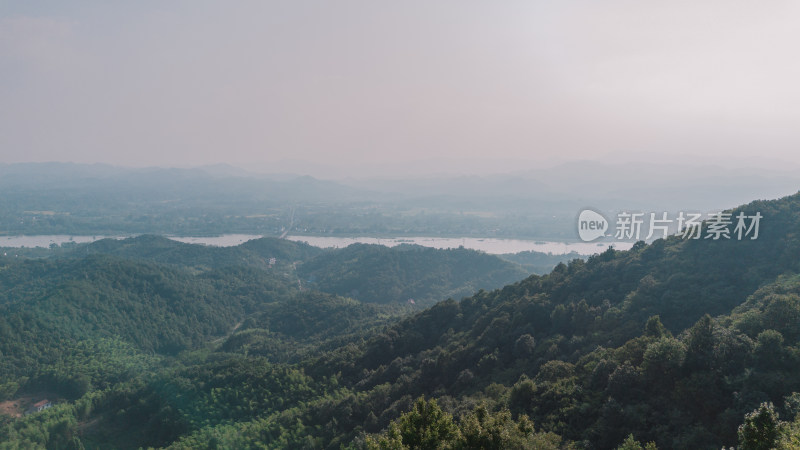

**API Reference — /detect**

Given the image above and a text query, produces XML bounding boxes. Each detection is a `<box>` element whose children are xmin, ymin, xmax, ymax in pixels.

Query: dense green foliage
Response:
<box><xmin>76</xmin><ymin>236</ymin><xmax>530</xmax><ymax>306</ymax></box>
<box><xmin>4</xmin><ymin>192</ymin><xmax>800</xmax><ymax>448</ymax></box>
<box><xmin>498</xmin><ymin>250</ymin><xmax>586</xmax><ymax>275</ymax></box>
<box><xmin>81</xmin><ymin>235</ymin><xmax>323</xmax><ymax>271</ymax></box>
<box><xmin>223</xmin><ymin>292</ymin><xmax>412</xmax><ymax>363</ymax></box>
<box><xmin>297</xmin><ymin>243</ymin><xmax>530</xmax><ymax>305</ymax></box>
<box><xmin>364</xmin><ymin>397</ymin><xmax>570</xmax><ymax>449</ymax></box>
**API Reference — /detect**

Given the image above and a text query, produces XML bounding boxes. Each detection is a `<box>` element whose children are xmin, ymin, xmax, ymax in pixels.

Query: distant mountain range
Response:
<box><xmin>1</xmin><ymin>161</ymin><xmax>798</xmax><ymax>241</ymax></box>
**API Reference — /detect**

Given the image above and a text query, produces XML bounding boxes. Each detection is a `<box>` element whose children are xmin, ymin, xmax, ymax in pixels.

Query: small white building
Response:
<box><xmin>27</xmin><ymin>399</ymin><xmax>52</xmax><ymax>414</ymax></box>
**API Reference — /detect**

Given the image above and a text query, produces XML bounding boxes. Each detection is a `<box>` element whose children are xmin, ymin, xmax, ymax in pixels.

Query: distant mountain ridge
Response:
<box><xmin>296</xmin><ymin>243</ymin><xmax>530</xmax><ymax>305</ymax></box>
<box><xmin>75</xmin><ymin>235</ymin><xmax>531</xmax><ymax>305</ymax></box>
<box><xmin>80</xmin><ymin>235</ymin><xmax>323</xmax><ymax>270</ymax></box>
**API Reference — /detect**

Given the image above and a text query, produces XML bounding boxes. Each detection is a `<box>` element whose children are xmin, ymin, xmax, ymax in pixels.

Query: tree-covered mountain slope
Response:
<box><xmin>498</xmin><ymin>250</ymin><xmax>586</xmax><ymax>275</ymax></box>
<box><xmin>76</xmin><ymin>236</ymin><xmax>532</xmax><ymax>306</ymax></box>
<box><xmin>4</xmin><ymin>192</ymin><xmax>800</xmax><ymax>449</ymax></box>
<box><xmin>0</xmin><ymin>255</ymin><xmax>293</xmax><ymax>381</ymax></box>
<box><xmin>78</xmin><ymin>235</ymin><xmax>323</xmax><ymax>270</ymax></box>
<box><xmin>293</xmin><ymin>192</ymin><xmax>800</xmax><ymax>448</ymax></box>
<box><xmin>297</xmin><ymin>243</ymin><xmax>531</xmax><ymax>305</ymax></box>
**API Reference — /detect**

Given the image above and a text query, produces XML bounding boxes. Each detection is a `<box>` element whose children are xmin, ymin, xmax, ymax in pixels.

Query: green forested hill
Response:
<box><xmin>75</xmin><ymin>236</ymin><xmax>530</xmax><ymax>307</ymax></box>
<box><xmin>0</xmin><ymin>251</ymin><xmax>407</xmax><ymax>448</ymax></box>
<box><xmin>498</xmin><ymin>250</ymin><xmax>585</xmax><ymax>274</ymax></box>
<box><xmin>297</xmin><ymin>243</ymin><xmax>531</xmax><ymax>305</ymax></box>
<box><xmin>0</xmin><ymin>255</ymin><xmax>291</xmax><ymax>382</ymax></box>
<box><xmin>4</xmin><ymin>193</ymin><xmax>800</xmax><ymax>449</ymax></box>
<box><xmin>298</xmin><ymin>193</ymin><xmax>800</xmax><ymax>448</ymax></box>
<box><xmin>79</xmin><ymin>235</ymin><xmax>323</xmax><ymax>270</ymax></box>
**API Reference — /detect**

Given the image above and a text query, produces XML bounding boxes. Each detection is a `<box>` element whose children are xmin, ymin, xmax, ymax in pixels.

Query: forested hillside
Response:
<box><xmin>3</xmin><ymin>193</ymin><xmax>800</xmax><ymax>449</ymax></box>
<box><xmin>75</xmin><ymin>236</ymin><xmax>531</xmax><ymax>306</ymax></box>
<box><xmin>297</xmin><ymin>243</ymin><xmax>530</xmax><ymax>305</ymax></box>
<box><xmin>498</xmin><ymin>250</ymin><xmax>585</xmax><ymax>275</ymax></box>
<box><xmin>80</xmin><ymin>235</ymin><xmax>323</xmax><ymax>270</ymax></box>
<box><xmin>301</xmin><ymin>192</ymin><xmax>800</xmax><ymax>448</ymax></box>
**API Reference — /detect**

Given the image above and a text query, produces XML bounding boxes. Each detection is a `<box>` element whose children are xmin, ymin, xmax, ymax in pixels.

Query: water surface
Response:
<box><xmin>285</xmin><ymin>235</ymin><xmax>631</xmax><ymax>255</ymax></box>
<box><xmin>0</xmin><ymin>234</ymin><xmax>632</xmax><ymax>255</ymax></box>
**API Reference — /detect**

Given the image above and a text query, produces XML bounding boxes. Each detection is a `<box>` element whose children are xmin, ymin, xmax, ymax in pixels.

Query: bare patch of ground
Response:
<box><xmin>0</xmin><ymin>393</ymin><xmax>60</xmax><ymax>418</ymax></box>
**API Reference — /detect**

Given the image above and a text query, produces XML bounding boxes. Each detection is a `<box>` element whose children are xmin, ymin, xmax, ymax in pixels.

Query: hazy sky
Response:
<box><xmin>2</xmin><ymin>1</ymin><xmax>799</xmax><ymax>174</ymax></box>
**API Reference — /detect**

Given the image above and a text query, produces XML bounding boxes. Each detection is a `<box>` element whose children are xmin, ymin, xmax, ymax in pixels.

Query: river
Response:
<box><xmin>0</xmin><ymin>234</ymin><xmax>632</xmax><ymax>255</ymax></box>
